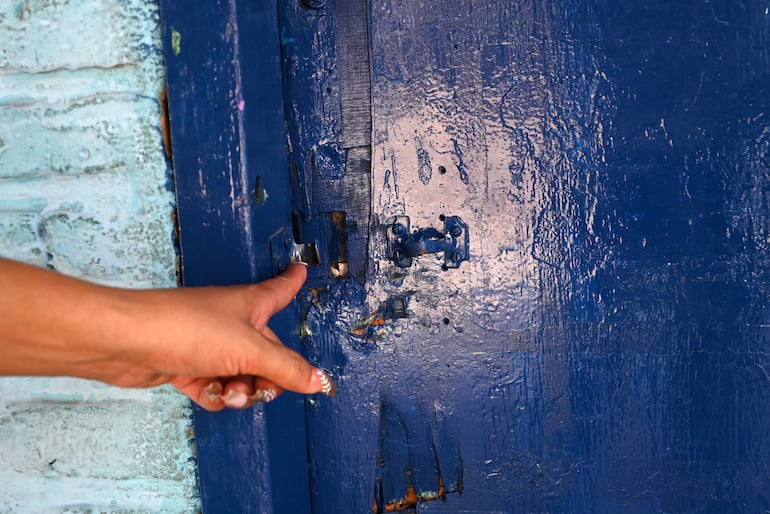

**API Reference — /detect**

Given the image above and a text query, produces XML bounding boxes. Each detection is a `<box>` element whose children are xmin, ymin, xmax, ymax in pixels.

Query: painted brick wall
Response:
<box><xmin>0</xmin><ymin>1</ymin><xmax>197</xmax><ymax>512</ymax></box>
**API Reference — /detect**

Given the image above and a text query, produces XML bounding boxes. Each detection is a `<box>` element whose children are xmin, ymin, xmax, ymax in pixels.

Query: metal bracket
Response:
<box><xmin>387</xmin><ymin>215</ymin><xmax>469</xmax><ymax>269</ymax></box>
<box><xmin>270</xmin><ymin>211</ymin><xmax>350</xmax><ymax>284</ymax></box>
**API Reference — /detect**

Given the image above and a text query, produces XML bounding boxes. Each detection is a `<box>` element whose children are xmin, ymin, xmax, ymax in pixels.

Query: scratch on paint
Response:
<box><xmin>391</xmin><ymin>153</ymin><xmax>400</xmax><ymax>199</ymax></box>
<box><xmin>415</xmin><ymin>138</ymin><xmax>432</xmax><ymax>185</ymax></box>
<box><xmin>752</xmin><ymin>363</ymin><xmax>770</xmax><ymax>385</ymax></box>
<box><xmin>451</xmin><ymin>139</ymin><xmax>470</xmax><ymax>185</ymax></box>
<box><xmin>228</xmin><ymin>0</ymin><xmax>256</xmax><ymax>277</ymax></box>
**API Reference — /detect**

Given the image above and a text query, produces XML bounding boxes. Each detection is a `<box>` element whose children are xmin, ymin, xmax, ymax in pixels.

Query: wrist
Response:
<box><xmin>0</xmin><ymin>258</ymin><xmax>158</xmax><ymax>385</ymax></box>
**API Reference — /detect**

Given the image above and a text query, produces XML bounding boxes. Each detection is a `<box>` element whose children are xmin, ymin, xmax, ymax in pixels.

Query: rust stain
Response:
<box><xmin>349</xmin><ymin>311</ymin><xmax>387</xmax><ymax>336</ymax></box>
<box><xmin>373</xmin><ymin>477</ymin><xmax>447</xmax><ymax>513</ymax></box>
<box><xmin>384</xmin><ymin>487</ymin><xmax>418</xmax><ymax>512</ymax></box>
<box><xmin>160</xmin><ymin>86</ymin><xmax>173</xmax><ymax>164</ymax></box>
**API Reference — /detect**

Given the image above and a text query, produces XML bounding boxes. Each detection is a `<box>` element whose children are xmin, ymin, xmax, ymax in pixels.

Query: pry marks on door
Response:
<box><xmin>374</xmin><ymin>399</ymin><xmax>464</xmax><ymax>513</ymax></box>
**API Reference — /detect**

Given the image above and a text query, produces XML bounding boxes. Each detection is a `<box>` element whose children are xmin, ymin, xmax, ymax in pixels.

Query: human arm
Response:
<box><xmin>0</xmin><ymin>257</ymin><xmax>335</xmax><ymax>411</ymax></box>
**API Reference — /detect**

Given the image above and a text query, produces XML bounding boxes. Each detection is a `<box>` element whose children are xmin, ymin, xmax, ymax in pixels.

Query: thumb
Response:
<box><xmin>252</xmin><ymin>264</ymin><xmax>307</xmax><ymax>320</ymax></box>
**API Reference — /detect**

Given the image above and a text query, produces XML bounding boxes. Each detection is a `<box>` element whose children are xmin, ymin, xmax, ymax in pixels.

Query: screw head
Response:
<box><xmin>300</xmin><ymin>0</ymin><xmax>326</xmax><ymax>9</ymax></box>
<box><xmin>449</xmin><ymin>225</ymin><xmax>463</xmax><ymax>238</ymax></box>
<box><xmin>391</xmin><ymin>223</ymin><xmax>407</xmax><ymax>237</ymax></box>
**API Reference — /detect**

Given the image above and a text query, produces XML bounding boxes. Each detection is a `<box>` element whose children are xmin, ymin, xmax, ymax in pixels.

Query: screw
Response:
<box><xmin>391</xmin><ymin>223</ymin><xmax>407</xmax><ymax>238</ymax></box>
<box><xmin>300</xmin><ymin>0</ymin><xmax>326</xmax><ymax>8</ymax></box>
<box><xmin>449</xmin><ymin>225</ymin><xmax>463</xmax><ymax>238</ymax></box>
<box><xmin>451</xmin><ymin>249</ymin><xmax>465</xmax><ymax>264</ymax></box>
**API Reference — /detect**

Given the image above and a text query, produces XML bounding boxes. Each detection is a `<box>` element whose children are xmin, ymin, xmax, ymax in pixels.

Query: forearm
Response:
<box><xmin>0</xmin><ymin>258</ymin><xmax>141</xmax><ymax>382</ymax></box>
<box><xmin>0</xmin><ymin>258</ymin><xmax>330</xmax><ymax>407</ymax></box>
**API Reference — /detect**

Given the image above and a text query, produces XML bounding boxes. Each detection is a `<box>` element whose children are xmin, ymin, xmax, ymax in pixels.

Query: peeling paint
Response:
<box><xmin>170</xmin><ymin>28</ymin><xmax>181</xmax><ymax>56</ymax></box>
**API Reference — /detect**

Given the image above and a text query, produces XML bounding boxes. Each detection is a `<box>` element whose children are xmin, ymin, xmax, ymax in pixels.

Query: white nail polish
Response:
<box><xmin>315</xmin><ymin>369</ymin><xmax>338</xmax><ymax>397</ymax></box>
<box><xmin>223</xmin><ymin>390</ymin><xmax>248</xmax><ymax>409</ymax></box>
<box><xmin>250</xmin><ymin>388</ymin><xmax>278</xmax><ymax>403</ymax></box>
<box><xmin>204</xmin><ymin>382</ymin><xmax>222</xmax><ymax>403</ymax></box>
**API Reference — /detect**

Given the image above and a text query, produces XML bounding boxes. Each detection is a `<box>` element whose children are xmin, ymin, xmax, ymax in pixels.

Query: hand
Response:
<box><xmin>0</xmin><ymin>259</ymin><xmax>336</xmax><ymax>411</ymax></box>
<box><xmin>135</xmin><ymin>264</ymin><xmax>337</xmax><ymax>411</ymax></box>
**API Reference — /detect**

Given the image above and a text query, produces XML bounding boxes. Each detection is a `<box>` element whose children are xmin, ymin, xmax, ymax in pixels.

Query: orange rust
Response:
<box><xmin>384</xmin><ymin>487</ymin><xmax>419</xmax><ymax>512</ymax></box>
<box><xmin>372</xmin><ymin>469</ymin><xmax>449</xmax><ymax>512</ymax></box>
<box><xmin>329</xmin><ymin>210</ymin><xmax>346</xmax><ymax>227</ymax></box>
<box><xmin>350</xmin><ymin>312</ymin><xmax>387</xmax><ymax>335</ymax></box>
<box><xmin>159</xmin><ymin>86</ymin><xmax>173</xmax><ymax>163</ymax></box>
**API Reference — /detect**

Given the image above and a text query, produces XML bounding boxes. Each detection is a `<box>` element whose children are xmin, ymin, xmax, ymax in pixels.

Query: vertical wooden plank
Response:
<box><xmin>159</xmin><ymin>1</ymin><xmax>311</xmax><ymax>512</ymax></box>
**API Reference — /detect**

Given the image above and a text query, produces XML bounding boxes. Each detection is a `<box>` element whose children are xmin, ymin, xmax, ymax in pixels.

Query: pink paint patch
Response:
<box><xmin>238</xmin><ymin>100</ymin><xmax>245</xmax><ymax>111</ymax></box>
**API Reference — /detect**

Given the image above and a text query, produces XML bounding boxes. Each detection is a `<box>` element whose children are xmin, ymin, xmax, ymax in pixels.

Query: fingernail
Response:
<box><xmin>313</xmin><ymin>369</ymin><xmax>338</xmax><ymax>397</ymax></box>
<box><xmin>222</xmin><ymin>390</ymin><xmax>249</xmax><ymax>409</ymax></box>
<box><xmin>249</xmin><ymin>388</ymin><xmax>278</xmax><ymax>403</ymax></box>
<box><xmin>204</xmin><ymin>382</ymin><xmax>223</xmax><ymax>403</ymax></box>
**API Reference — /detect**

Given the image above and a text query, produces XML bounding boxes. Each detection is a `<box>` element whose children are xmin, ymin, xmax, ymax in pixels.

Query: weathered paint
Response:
<box><xmin>159</xmin><ymin>1</ymin><xmax>312</xmax><ymax>512</ymax></box>
<box><xmin>0</xmin><ymin>1</ymin><xmax>196</xmax><ymax>511</ymax></box>
<box><xmin>165</xmin><ymin>1</ymin><xmax>770</xmax><ymax>513</ymax></box>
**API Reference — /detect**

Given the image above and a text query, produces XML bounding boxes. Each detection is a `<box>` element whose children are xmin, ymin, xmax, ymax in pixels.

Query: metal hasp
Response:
<box><xmin>387</xmin><ymin>215</ymin><xmax>469</xmax><ymax>269</ymax></box>
<box><xmin>270</xmin><ymin>211</ymin><xmax>351</xmax><ymax>283</ymax></box>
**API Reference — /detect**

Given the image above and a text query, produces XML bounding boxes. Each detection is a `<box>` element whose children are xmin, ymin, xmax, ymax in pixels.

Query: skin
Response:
<box><xmin>0</xmin><ymin>258</ymin><xmax>330</xmax><ymax>411</ymax></box>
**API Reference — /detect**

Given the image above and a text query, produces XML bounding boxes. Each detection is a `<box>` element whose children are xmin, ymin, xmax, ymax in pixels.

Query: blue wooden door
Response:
<box><xmin>161</xmin><ymin>1</ymin><xmax>770</xmax><ymax>512</ymax></box>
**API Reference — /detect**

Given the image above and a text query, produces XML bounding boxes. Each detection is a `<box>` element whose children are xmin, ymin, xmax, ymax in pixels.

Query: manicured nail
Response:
<box><xmin>204</xmin><ymin>382</ymin><xmax>223</xmax><ymax>403</ymax></box>
<box><xmin>222</xmin><ymin>390</ymin><xmax>249</xmax><ymax>409</ymax></box>
<box><xmin>249</xmin><ymin>388</ymin><xmax>278</xmax><ymax>403</ymax></box>
<box><xmin>314</xmin><ymin>369</ymin><xmax>338</xmax><ymax>397</ymax></box>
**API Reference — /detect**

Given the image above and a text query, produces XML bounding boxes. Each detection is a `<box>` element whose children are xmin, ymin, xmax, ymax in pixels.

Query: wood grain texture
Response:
<box><xmin>159</xmin><ymin>1</ymin><xmax>310</xmax><ymax>512</ymax></box>
<box><xmin>165</xmin><ymin>1</ymin><xmax>770</xmax><ymax>512</ymax></box>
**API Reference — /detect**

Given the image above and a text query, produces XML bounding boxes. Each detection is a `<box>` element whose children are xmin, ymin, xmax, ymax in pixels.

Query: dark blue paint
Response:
<box><xmin>298</xmin><ymin>1</ymin><xmax>770</xmax><ymax>512</ymax></box>
<box><xmin>162</xmin><ymin>1</ymin><xmax>770</xmax><ymax>513</ymax></box>
<box><xmin>159</xmin><ymin>2</ymin><xmax>310</xmax><ymax>513</ymax></box>
<box><xmin>278</xmin><ymin>1</ymin><xmax>372</xmax><ymax>285</ymax></box>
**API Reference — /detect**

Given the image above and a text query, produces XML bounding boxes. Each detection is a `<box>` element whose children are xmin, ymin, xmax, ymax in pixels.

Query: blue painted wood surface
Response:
<box><xmin>158</xmin><ymin>1</ymin><xmax>311</xmax><ymax>512</ymax></box>
<box><xmin>162</xmin><ymin>1</ymin><xmax>770</xmax><ymax>512</ymax></box>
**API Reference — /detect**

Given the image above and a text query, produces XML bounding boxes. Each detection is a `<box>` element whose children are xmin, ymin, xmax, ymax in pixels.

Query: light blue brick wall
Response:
<box><xmin>0</xmin><ymin>1</ymin><xmax>197</xmax><ymax>512</ymax></box>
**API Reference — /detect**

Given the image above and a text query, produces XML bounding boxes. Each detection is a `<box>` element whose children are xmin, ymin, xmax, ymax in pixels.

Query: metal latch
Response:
<box><xmin>387</xmin><ymin>215</ymin><xmax>469</xmax><ymax>269</ymax></box>
<box><xmin>270</xmin><ymin>211</ymin><xmax>349</xmax><ymax>281</ymax></box>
